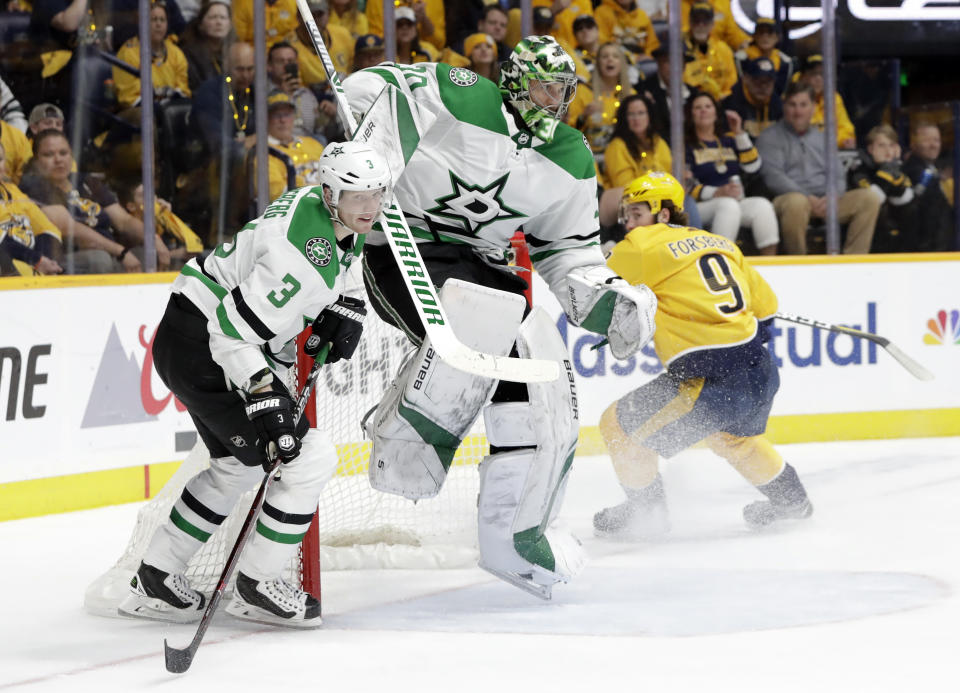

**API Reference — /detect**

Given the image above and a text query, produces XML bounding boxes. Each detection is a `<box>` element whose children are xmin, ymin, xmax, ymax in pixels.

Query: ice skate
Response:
<box><xmin>743</xmin><ymin>497</ymin><xmax>813</xmax><ymax>529</ymax></box>
<box><xmin>118</xmin><ymin>561</ymin><xmax>205</xmax><ymax>623</ymax></box>
<box><xmin>226</xmin><ymin>572</ymin><xmax>322</xmax><ymax>628</ymax></box>
<box><xmin>744</xmin><ymin>463</ymin><xmax>813</xmax><ymax>529</ymax></box>
<box><xmin>593</xmin><ymin>475</ymin><xmax>670</xmax><ymax>540</ymax></box>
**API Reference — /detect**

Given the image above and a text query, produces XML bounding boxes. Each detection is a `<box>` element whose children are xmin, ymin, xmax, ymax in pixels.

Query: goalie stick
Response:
<box><xmin>775</xmin><ymin>312</ymin><xmax>934</xmax><ymax>382</ymax></box>
<box><xmin>163</xmin><ymin>343</ymin><xmax>329</xmax><ymax>674</ymax></box>
<box><xmin>293</xmin><ymin>0</ymin><xmax>558</xmax><ymax>384</ymax></box>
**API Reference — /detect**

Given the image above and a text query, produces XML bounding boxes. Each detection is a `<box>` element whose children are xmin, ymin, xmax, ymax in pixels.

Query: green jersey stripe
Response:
<box><xmin>255</xmin><ymin>519</ymin><xmax>308</xmax><ymax>544</ymax></box>
<box><xmin>170</xmin><ymin>507</ymin><xmax>212</xmax><ymax>542</ymax></box>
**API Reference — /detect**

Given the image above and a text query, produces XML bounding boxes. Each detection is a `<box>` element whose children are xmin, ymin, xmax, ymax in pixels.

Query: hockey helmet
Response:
<box><xmin>498</xmin><ymin>35</ymin><xmax>578</xmax><ymax>143</ymax></box>
<box><xmin>620</xmin><ymin>171</ymin><xmax>685</xmax><ymax>221</ymax></box>
<box><xmin>317</xmin><ymin>141</ymin><xmax>392</xmax><ymax>229</ymax></box>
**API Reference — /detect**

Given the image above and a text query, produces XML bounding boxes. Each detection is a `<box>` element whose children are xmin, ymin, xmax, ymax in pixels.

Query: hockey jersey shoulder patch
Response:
<box><xmin>284</xmin><ymin>188</ymin><xmax>340</xmax><ymax>288</ymax></box>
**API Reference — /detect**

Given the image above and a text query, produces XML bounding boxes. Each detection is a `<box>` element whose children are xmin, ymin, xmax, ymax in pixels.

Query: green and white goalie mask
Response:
<box><xmin>318</xmin><ymin>141</ymin><xmax>392</xmax><ymax>233</ymax></box>
<box><xmin>499</xmin><ymin>36</ymin><xmax>578</xmax><ymax>143</ymax></box>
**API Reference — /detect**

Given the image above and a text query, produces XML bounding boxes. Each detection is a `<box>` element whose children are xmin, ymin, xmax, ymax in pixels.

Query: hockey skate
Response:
<box><xmin>593</xmin><ymin>475</ymin><xmax>670</xmax><ymax>540</ymax></box>
<box><xmin>118</xmin><ymin>561</ymin><xmax>205</xmax><ymax>623</ymax></box>
<box><xmin>743</xmin><ymin>497</ymin><xmax>813</xmax><ymax>529</ymax></box>
<box><xmin>743</xmin><ymin>463</ymin><xmax>813</xmax><ymax>529</ymax></box>
<box><xmin>225</xmin><ymin>572</ymin><xmax>322</xmax><ymax>628</ymax></box>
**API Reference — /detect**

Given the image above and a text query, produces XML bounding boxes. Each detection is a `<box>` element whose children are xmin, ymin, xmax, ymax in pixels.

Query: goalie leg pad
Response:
<box><xmin>478</xmin><ymin>451</ymin><xmax>585</xmax><ymax>593</ymax></box>
<box><xmin>477</xmin><ymin>308</ymin><xmax>584</xmax><ymax>593</ymax></box>
<box><xmin>239</xmin><ymin>429</ymin><xmax>339</xmax><ymax>581</ymax></box>
<box><xmin>143</xmin><ymin>455</ymin><xmax>262</xmax><ymax>575</ymax></box>
<box><xmin>367</xmin><ymin>279</ymin><xmax>526</xmax><ymax>500</ymax></box>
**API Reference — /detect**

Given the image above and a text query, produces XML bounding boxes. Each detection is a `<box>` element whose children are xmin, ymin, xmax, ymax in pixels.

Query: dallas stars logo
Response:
<box><xmin>328</xmin><ymin>144</ymin><xmax>345</xmax><ymax>157</ymax></box>
<box><xmin>425</xmin><ymin>171</ymin><xmax>523</xmax><ymax>235</ymax></box>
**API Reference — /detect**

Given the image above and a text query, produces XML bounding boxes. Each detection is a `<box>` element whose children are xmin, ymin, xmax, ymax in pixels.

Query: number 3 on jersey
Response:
<box><xmin>267</xmin><ymin>273</ymin><xmax>302</xmax><ymax>308</ymax></box>
<box><xmin>697</xmin><ymin>253</ymin><xmax>744</xmax><ymax>315</ymax></box>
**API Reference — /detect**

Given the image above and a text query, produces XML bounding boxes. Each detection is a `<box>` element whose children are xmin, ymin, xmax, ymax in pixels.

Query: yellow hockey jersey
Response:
<box><xmin>607</xmin><ymin>223</ymin><xmax>777</xmax><ymax>369</ymax></box>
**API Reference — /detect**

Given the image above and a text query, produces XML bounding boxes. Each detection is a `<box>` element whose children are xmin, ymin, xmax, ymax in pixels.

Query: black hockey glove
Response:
<box><xmin>244</xmin><ymin>389</ymin><xmax>302</xmax><ymax>468</ymax></box>
<box><xmin>306</xmin><ymin>295</ymin><xmax>366</xmax><ymax>364</ymax></box>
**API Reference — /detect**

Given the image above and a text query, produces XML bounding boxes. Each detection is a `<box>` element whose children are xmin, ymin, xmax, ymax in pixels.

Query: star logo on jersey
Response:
<box><xmin>449</xmin><ymin>66</ymin><xmax>478</xmax><ymax>86</ymax></box>
<box><xmin>305</xmin><ymin>236</ymin><xmax>333</xmax><ymax>266</ymax></box>
<box><xmin>425</xmin><ymin>172</ymin><xmax>523</xmax><ymax>236</ymax></box>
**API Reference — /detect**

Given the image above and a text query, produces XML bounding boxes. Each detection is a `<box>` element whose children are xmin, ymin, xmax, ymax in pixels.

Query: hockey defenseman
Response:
<box><xmin>594</xmin><ymin>172</ymin><xmax>813</xmax><ymax>539</ymax></box>
<box><xmin>342</xmin><ymin>36</ymin><xmax>657</xmax><ymax>597</ymax></box>
<box><xmin>119</xmin><ymin>142</ymin><xmax>391</xmax><ymax>627</ymax></box>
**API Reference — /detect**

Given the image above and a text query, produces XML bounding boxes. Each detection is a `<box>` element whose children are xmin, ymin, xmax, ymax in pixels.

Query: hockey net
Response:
<box><xmin>84</xmin><ymin>237</ymin><xmax>532</xmax><ymax>616</ymax></box>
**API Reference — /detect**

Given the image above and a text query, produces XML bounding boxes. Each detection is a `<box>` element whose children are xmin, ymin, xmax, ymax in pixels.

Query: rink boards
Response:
<box><xmin>1</xmin><ymin>254</ymin><xmax>958</xmax><ymax>520</ymax></box>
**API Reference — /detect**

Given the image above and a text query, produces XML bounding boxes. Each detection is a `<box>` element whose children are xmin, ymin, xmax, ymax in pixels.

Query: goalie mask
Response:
<box><xmin>499</xmin><ymin>36</ymin><xmax>578</xmax><ymax>143</ymax></box>
<box><xmin>619</xmin><ymin>171</ymin><xmax>685</xmax><ymax>226</ymax></box>
<box><xmin>317</xmin><ymin>141</ymin><xmax>392</xmax><ymax>233</ymax></box>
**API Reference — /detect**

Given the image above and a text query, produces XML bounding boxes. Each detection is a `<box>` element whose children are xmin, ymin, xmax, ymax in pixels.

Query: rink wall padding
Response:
<box><xmin>2</xmin><ymin>254</ymin><xmax>959</xmax><ymax>521</ymax></box>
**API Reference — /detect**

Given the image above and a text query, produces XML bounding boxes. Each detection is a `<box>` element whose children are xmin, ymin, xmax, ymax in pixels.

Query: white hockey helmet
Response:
<box><xmin>317</xmin><ymin>141</ymin><xmax>392</xmax><ymax>228</ymax></box>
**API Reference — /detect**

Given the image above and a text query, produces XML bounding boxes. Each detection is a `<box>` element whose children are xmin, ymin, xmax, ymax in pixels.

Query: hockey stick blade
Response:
<box><xmin>163</xmin><ymin>348</ymin><xmax>329</xmax><ymax>673</ymax></box>
<box><xmin>293</xmin><ymin>0</ymin><xmax>558</xmax><ymax>384</ymax></box>
<box><xmin>775</xmin><ymin>312</ymin><xmax>934</xmax><ymax>381</ymax></box>
<box><xmin>164</xmin><ymin>637</ymin><xmax>198</xmax><ymax>674</ymax></box>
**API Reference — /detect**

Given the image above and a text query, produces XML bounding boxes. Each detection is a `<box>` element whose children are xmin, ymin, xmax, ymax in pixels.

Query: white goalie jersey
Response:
<box><xmin>342</xmin><ymin>62</ymin><xmax>611</xmax><ymax>311</ymax></box>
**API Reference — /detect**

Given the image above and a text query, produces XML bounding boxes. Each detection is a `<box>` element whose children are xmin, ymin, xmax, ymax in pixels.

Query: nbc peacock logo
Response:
<box><xmin>923</xmin><ymin>309</ymin><xmax>960</xmax><ymax>345</ymax></box>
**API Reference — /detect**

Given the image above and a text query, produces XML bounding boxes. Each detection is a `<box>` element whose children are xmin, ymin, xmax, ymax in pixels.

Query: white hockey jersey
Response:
<box><xmin>171</xmin><ymin>186</ymin><xmax>360</xmax><ymax>391</ymax></box>
<box><xmin>343</xmin><ymin>63</ymin><xmax>609</xmax><ymax>310</ymax></box>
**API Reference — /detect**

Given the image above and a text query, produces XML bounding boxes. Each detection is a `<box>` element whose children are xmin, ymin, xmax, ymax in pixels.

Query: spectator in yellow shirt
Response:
<box><xmin>113</xmin><ymin>2</ymin><xmax>191</xmax><ymax>109</ymax></box>
<box><xmin>292</xmin><ymin>0</ymin><xmax>354</xmax><ymax>83</ymax></box>
<box><xmin>604</xmin><ymin>93</ymin><xmax>672</xmax><ymax>189</ymax></box>
<box><xmin>798</xmin><ymin>54</ymin><xmax>856</xmax><ymax>149</ymax></box>
<box><xmin>0</xmin><ymin>142</ymin><xmax>63</xmax><ymax>276</ymax></box>
<box><xmin>394</xmin><ymin>6</ymin><xmax>439</xmax><ymax>64</ymax></box>
<box><xmin>233</xmin><ymin>0</ymin><xmax>299</xmax><ymax>46</ymax></box>
<box><xmin>249</xmin><ymin>93</ymin><xmax>326</xmax><ymax>204</ymax></box>
<box><xmin>678</xmin><ymin>0</ymin><xmax>750</xmax><ymax>52</ymax></box>
<box><xmin>594</xmin><ymin>0</ymin><xmax>660</xmax><ymax>66</ymax></box>
<box><xmin>0</xmin><ymin>120</ymin><xmax>31</xmax><ymax>185</ymax></box>
<box><xmin>367</xmin><ymin>0</ymin><xmax>445</xmax><ymax>51</ymax></box>
<box><xmin>329</xmin><ymin>0</ymin><xmax>368</xmax><ymax>38</ymax></box>
<box><xmin>533</xmin><ymin>0</ymin><xmax>595</xmax><ymax>51</ymax></box>
<box><xmin>568</xmin><ymin>42</ymin><xmax>636</xmax><ymax>163</ymax></box>
<box><xmin>684</xmin><ymin>2</ymin><xmax>738</xmax><ymax>101</ymax></box>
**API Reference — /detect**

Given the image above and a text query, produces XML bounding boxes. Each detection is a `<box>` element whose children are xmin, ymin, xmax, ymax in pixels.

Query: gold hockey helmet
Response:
<box><xmin>620</xmin><ymin>171</ymin><xmax>685</xmax><ymax>216</ymax></box>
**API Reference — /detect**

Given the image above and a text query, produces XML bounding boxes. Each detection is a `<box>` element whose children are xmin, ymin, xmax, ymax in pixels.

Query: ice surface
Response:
<box><xmin>2</xmin><ymin>437</ymin><xmax>959</xmax><ymax>692</ymax></box>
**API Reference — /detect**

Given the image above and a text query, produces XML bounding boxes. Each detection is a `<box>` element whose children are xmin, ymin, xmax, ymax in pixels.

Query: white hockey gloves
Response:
<box><xmin>565</xmin><ymin>266</ymin><xmax>657</xmax><ymax>359</ymax></box>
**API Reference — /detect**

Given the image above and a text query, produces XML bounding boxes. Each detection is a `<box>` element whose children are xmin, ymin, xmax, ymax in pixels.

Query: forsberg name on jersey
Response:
<box><xmin>666</xmin><ymin>233</ymin><xmax>737</xmax><ymax>259</ymax></box>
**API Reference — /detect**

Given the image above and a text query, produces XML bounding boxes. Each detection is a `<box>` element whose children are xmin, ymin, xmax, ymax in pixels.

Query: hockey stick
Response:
<box><xmin>163</xmin><ymin>344</ymin><xmax>330</xmax><ymax>674</ymax></box>
<box><xmin>293</xmin><ymin>0</ymin><xmax>558</xmax><ymax>384</ymax></box>
<box><xmin>775</xmin><ymin>312</ymin><xmax>934</xmax><ymax>381</ymax></box>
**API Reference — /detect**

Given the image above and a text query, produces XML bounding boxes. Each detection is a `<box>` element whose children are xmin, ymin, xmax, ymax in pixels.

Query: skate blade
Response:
<box><xmin>479</xmin><ymin>563</ymin><xmax>552</xmax><ymax>600</ymax></box>
<box><xmin>117</xmin><ymin>594</ymin><xmax>202</xmax><ymax>624</ymax></box>
<box><xmin>225</xmin><ymin>598</ymin><xmax>323</xmax><ymax>629</ymax></box>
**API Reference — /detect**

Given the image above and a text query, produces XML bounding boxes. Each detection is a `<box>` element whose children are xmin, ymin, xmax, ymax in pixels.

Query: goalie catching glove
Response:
<box><xmin>565</xmin><ymin>266</ymin><xmax>657</xmax><ymax>359</ymax></box>
<box><xmin>305</xmin><ymin>295</ymin><xmax>366</xmax><ymax>364</ymax></box>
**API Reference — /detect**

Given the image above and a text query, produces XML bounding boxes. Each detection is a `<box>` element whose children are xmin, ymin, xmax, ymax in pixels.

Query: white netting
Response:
<box><xmin>84</xmin><ymin>262</ymin><xmax>486</xmax><ymax>617</ymax></box>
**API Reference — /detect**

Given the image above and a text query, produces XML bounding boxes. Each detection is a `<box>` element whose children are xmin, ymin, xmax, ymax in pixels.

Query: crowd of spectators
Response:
<box><xmin>0</xmin><ymin>0</ymin><xmax>955</xmax><ymax>276</ymax></box>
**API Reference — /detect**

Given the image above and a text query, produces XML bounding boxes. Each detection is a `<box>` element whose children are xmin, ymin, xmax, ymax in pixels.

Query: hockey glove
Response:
<box><xmin>307</xmin><ymin>295</ymin><xmax>366</xmax><ymax>364</ymax></box>
<box><xmin>245</xmin><ymin>389</ymin><xmax>301</xmax><ymax>468</ymax></box>
<box><xmin>566</xmin><ymin>266</ymin><xmax>657</xmax><ymax>359</ymax></box>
